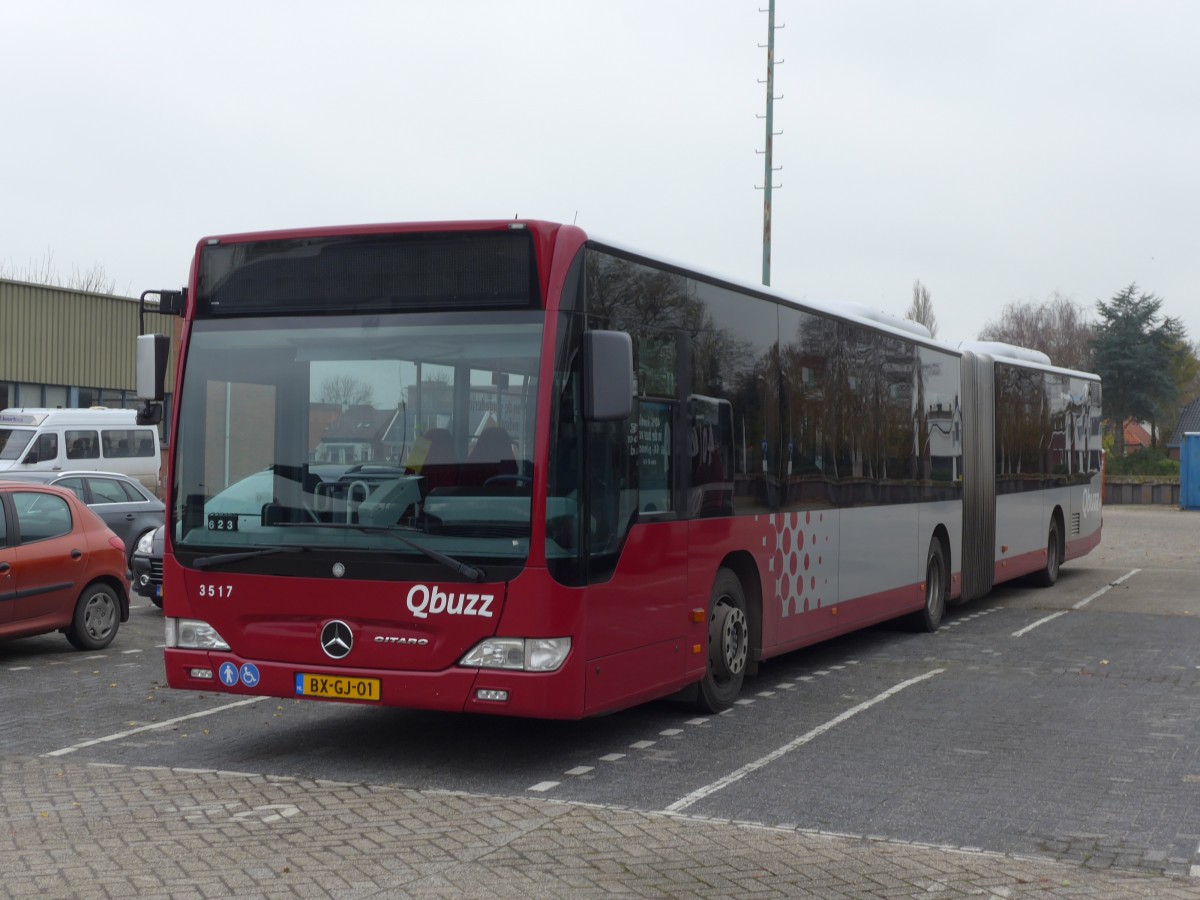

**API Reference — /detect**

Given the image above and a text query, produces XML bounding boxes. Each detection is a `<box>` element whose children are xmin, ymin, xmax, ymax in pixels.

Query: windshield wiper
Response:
<box><xmin>266</xmin><ymin>522</ymin><xmax>485</xmax><ymax>582</ymax></box>
<box><xmin>194</xmin><ymin>546</ymin><xmax>305</xmax><ymax>569</ymax></box>
<box><xmin>351</xmin><ymin>524</ymin><xmax>485</xmax><ymax>582</ymax></box>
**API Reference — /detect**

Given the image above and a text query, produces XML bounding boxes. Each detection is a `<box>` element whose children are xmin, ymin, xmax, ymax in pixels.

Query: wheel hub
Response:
<box><xmin>709</xmin><ymin>603</ymin><xmax>748</xmax><ymax>678</ymax></box>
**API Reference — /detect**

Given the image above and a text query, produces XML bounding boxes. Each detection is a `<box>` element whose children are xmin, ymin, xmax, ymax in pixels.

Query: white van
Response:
<box><xmin>0</xmin><ymin>408</ymin><xmax>161</xmax><ymax>493</ymax></box>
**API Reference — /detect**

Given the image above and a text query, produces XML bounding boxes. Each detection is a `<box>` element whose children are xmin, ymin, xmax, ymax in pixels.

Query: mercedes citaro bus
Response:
<box><xmin>134</xmin><ymin>220</ymin><xmax>1102</xmax><ymax>718</ymax></box>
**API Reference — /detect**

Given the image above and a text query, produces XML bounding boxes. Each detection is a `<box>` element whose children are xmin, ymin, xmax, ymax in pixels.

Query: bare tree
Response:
<box><xmin>321</xmin><ymin>375</ymin><xmax>375</xmax><ymax>410</ymax></box>
<box><xmin>979</xmin><ymin>292</ymin><xmax>1094</xmax><ymax>371</ymax></box>
<box><xmin>905</xmin><ymin>280</ymin><xmax>938</xmax><ymax>337</ymax></box>
<box><xmin>68</xmin><ymin>262</ymin><xmax>117</xmax><ymax>294</ymax></box>
<box><xmin>1175</xmin><ymin>340</ymin><xmax>1200</xmax><ymax>402</ymax></box>
<box><xmin>1161</xmin><ymin>339</ymin><xmax>1200</xmax><ymax>447</ymax></box>
<box><xmin>0</xmin><ymin>249</ymin><xmax>54</xmax><ymax>284</ymax></box>
<box><xmin>0</xmin><ymin>249</ymin><xmax>117</xmax><ymax>294</ymax></box>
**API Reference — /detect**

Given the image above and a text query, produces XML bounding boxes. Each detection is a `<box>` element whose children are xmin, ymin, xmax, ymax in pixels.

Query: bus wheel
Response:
<box><xmin>908</xmin><ymin>538</ymin><xmax>946</xmax><ymax>632</ymax></box>
<box><xmin>1030</xmin><ymin>518</ymin><xmax>1061</xmax><ymax>587</ymax></box>
<box><xmin>696</xmin><ymin>568</ymin><xmax>749</xmax><ymax>712</ymax></box>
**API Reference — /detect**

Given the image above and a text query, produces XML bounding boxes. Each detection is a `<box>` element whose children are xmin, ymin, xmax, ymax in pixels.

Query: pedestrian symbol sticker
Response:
<box><xmin>218</xmin><ymin>662</ymin><xmax>239</xmax><ymax>687</ymax></box>
<box><xmin>239</xmin><ymin>663</ymin><xmax>260</xmax><ymax>687</ymax></box>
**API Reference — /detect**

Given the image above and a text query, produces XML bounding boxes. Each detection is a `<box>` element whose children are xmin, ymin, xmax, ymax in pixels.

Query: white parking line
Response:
<box><xmin>42</xmin><ymin>697</ymin><xmax>268</xmax><ymax>757</ymax></box>
<box><xmin>1010</xmin><ymin>611</ymin><xmax>1069</xmax><ymax>637</ymax></box>
<box><xmin>1074</xmin><ymin>568</ymin><xmax>1141</xmax><ymax>609</ymax></box>
<box><xmin>663</xmin><ymin>668</ymin><xmax>945</xmax><ymax>813</ymax></box>
<box><xmin>1011</xmin><ymin>569</ymin><xmax>1140</xmax><ymax>637</ymax></box>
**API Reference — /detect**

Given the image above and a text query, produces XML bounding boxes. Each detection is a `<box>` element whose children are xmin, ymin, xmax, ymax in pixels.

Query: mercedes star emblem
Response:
<box><xmin>320</xmin><ymin>620</ymin><xmax>354</xmax><ymax>659</ymax></box>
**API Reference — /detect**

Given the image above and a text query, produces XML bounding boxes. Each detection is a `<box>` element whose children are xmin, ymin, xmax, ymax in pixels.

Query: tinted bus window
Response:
<box><xmin>689</xmin><ymin>279</ymin><xmax>779</xmax><ymax>514</ymax></box>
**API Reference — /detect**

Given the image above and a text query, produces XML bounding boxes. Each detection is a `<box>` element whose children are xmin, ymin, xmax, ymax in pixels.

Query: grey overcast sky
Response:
<box><xmin>2</xmin><ymin>1</ymin><xmax>1196</xmax><ymax>352</ymax></box>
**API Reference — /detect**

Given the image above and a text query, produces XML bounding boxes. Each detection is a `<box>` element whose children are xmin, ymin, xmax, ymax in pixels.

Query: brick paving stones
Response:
<box><xmin>2</xmin><ymin>755</ymin><xmax>1196</xmax><ymax>898</ymax></box>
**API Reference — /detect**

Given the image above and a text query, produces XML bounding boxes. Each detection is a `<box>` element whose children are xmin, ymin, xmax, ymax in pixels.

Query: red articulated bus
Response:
<box><xmin>136</xmin><ymin>220</ymin><xmax>1103</xmax><ymax>718</ymax></box>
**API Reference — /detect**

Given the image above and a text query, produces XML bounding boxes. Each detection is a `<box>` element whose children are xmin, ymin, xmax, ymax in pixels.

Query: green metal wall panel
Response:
<box><xmin>0</xmin><ymin>278</ymin><xmax>178</xmax><ymax>392</ymax></box>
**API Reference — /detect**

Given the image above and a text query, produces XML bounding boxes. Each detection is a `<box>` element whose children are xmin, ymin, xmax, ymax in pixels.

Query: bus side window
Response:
<box><xmin>637</xmin><ymin>400</ymin><xmax>673</xmax><ymax>514</ymax></box>
<box><xmin>586</xmin><ymin>415</ymin><xmax>637</xmax><ymax>565</ymax></box>
<box><xmin>546</xmin><ymin>355</ymin><xmax>586</xmax><ymax>583</ymax></box>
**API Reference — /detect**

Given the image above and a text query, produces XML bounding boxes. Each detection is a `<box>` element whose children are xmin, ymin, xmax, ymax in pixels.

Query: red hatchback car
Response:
<box><xmin>0</xmin><ymin>481</ymin><xmax>130</xmax><ymax>650</ymax></box>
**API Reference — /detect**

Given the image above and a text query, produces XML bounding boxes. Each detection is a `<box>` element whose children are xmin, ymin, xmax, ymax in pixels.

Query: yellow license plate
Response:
<box><xmin>295</xmin><ymin>673</ymin><xmax>381</xmax><ymax>701</ymax></box>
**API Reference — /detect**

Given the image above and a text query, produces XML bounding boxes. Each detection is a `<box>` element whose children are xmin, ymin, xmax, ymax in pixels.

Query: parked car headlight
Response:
<box><xmin>136</xmin><ymin>531</ymin><xmax>156</xmax><ymax>554</ymax></box>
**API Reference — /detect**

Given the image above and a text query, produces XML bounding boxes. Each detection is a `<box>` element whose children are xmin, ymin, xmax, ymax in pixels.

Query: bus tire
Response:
<box><xmin>907</xmin><ymin>537</ymin><xmax>946</xmax><ymax>632</ymax></box>
<box><xmin>695</xmin><ymin>568</ymin><xmax>749</xmax><ymax>713</ymax></box>
<box><xmin>1030</xmin><ymin>518</ymin><xmax>1061</xmax><ymax>588</ymax></box>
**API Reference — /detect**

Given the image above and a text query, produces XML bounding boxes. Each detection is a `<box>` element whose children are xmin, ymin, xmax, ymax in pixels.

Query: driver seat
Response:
<box><xmin>418</xmin><ymin>427</ymin><xmax>458</xmax><ymax>491</ymax></box>
<box><xmin>465</xmin><ymin>426</ymin><xmax>517</xmax><ymax>485</ymax></box>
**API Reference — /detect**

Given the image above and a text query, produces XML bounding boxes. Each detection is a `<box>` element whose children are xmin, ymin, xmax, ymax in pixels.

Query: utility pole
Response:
<box><xmin>757</xmin><ymin>1</ymin><xmax>784</xmax><ymax>286</ymax></box>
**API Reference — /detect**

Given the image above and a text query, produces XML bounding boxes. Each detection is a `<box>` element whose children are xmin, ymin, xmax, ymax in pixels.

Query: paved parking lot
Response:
<box><xmin>3</xmin><ymin>505</ymin><xmax>1200</xmax><ymax>898</ymax></box>
<box><xmin>4</xmin><ymin>754</ymin><xmax>1198</xmax><ymax>898</ymax></box>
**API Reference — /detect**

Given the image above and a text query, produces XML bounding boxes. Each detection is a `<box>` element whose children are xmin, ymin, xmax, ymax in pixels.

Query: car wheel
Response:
<box><xmin>66</xmin><ymin>583</ymin><xmax>121</xmax><ymax>650</ymax></box>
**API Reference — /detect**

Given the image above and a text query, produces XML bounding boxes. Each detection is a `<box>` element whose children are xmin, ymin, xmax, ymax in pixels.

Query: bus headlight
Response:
<box><xmin>459</xmin><ymin>637</ymin><xmax>571</xmax><ymax>672</ymax></box>
<box><xmin>526</xmin><ymin>637</ymin><xmax>572</xmax><ymax>671</ymax></box>
<box><xmin>165</xmin><ymin>617</ymin><xmax>231</xmax><ymax>651</ymax></box>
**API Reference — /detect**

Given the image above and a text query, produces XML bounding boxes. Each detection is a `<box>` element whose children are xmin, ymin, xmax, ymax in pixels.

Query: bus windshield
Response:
<box><xmin>172</xmin><ymin>311</ymin><xmax>543</xmax><ymax>566</ymax></box>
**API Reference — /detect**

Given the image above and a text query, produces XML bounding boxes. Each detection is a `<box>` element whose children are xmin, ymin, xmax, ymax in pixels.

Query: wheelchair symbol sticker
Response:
<box><xmin>218</xmin><ymin>662</ymin><xmax>260</xmax><ymax>688</ymax></box>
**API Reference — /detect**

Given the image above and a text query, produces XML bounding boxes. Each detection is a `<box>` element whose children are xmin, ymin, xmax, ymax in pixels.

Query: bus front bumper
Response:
<box><xmin>163</xmin><ymin>648</ymin><xmax>588</xmax><ymax>719</ymax></box>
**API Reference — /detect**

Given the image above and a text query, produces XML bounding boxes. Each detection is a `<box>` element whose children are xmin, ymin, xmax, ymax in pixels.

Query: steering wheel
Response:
<box><xmin>484</xmin><ymin>474</ymin><xmax>533</xmax><ymax>486</ymax></box>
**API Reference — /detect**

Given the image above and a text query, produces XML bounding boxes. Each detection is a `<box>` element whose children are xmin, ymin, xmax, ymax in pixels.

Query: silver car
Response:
<box><xmin>0</xmin><ymin>469</ymin><xmax>164</xmax><ymax>564</ymax></box>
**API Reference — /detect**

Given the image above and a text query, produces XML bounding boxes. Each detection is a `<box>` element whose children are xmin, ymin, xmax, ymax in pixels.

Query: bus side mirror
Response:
<box><xmin>582</xmin><ymin>330</ymin><xmax>633</xmax><ymax>421</ymax></box>
<box><xmin>135</xmin><ymin>333</ymin><xmax>170</xmax><ymax>426</ymax></box>
<box><xmin>136</xmin><ymin>333</ymin><xmax>170</xmax><ymax>402</ymax></box>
